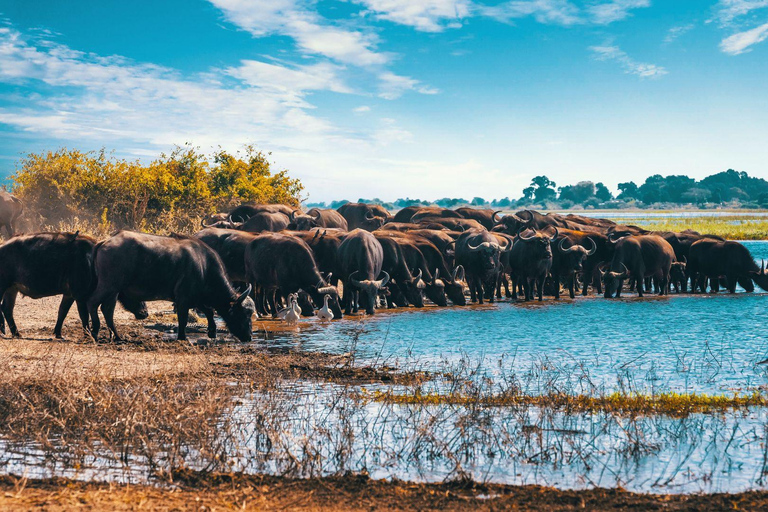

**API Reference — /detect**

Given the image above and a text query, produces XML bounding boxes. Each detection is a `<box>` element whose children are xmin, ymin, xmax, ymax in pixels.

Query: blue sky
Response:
<box><xmin>0</xmin><ymin>0</ymin><xmax>766</xmax><ymax>202</ymax></box>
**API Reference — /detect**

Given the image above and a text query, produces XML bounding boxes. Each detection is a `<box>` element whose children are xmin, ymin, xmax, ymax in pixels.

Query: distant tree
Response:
<box><xmin>492</xmin><ymin>197</ymin><xmax>512</xmax><ymax>207</ymax></box>
<box><xmin>330</xmin><ymin>199</ymin><xmax>349</xmax><ymax>209</ymax></box>
<box><xmin>681</xmin><ymin>188</ymin><xmax>709</xmax><ymax>204</ymax></box>
<box><xmin>528</xmin><ymin>175</ymin><xmax>557</xmax><ymax>203</ymax></box>
<box><xmin>559</xmin><ymin>181</ymin><xmax>595</xmax><ymax>204</ymax></box>
<box><xmin>617</xmin><ymin>181</ymin><xmax>639</xmax><ymax>200</ymax></box>
<box><xmin>471</xmin><ymin>197</ymin><xmax>487</xmax><ymax>206</ymax></box>
<box><xmin>595</xmin><ymin>182</ymin><xmax>613</xmax><ymax>202</ymax></box>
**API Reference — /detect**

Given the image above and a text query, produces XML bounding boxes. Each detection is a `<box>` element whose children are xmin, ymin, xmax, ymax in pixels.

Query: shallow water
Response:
<box><xmin>264</xmin><ymin>242</ymin><xmax>768</xmax><ymax>396</ymax></box>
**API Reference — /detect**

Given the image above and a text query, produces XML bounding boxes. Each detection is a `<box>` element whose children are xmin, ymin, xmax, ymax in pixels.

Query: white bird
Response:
<box><xmin>315</xmin><ymin>294</ymin><xmax>334</xmax><ymax>321</ymax></box>
<box><xmin>277</xmin><ymin>294</ymin><xmax>301</xmax><ymax>324</ymax></box>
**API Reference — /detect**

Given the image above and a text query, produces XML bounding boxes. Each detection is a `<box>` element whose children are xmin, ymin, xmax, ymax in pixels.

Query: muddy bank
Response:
<box><xmin>1</xmin><ymin>473</ymin><xmax>768</xmax><ymax>511</ymax></box>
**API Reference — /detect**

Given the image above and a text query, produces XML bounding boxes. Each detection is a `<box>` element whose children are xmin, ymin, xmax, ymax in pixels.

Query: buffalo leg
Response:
<box><xmin>202</xmin><ymin>307</ymin><xmax>217</xmax><ymax>339</ymax></box>
<box><xmin>100</xmin><ymin>296</ymin><xmax>121</xmax><ymax>341</ymax></box>
<box><xmin>553</xmin><ymin>275</ymin><xmax>560</xmax><ymax>300</ymax></box>
<box><xmin>1</xmin><ymin>290</ymin><xmax>20</xmax><ymax>337</ymax></box>
<box><xmin>537</xmin><ymin>275</ymin><xmax>545</xmax><ymax>302</ymax></box>
<box><xmin>738</xmin><ymin>276</ymin><xmax>755</xmax><ymax>292</ymax></box>
<box><xmin>342</xmin><ymin>282</ymin><xmax>353</xmax><ymax>315</ymax></box>
<box><xmin>636</xmin><ymin>275</ymin><xmax>644</xmax><ymax>297</ymax></box>
<box><xmin>568</xmin><ymin>275</ymin><xmax>576</xmax><ymax>299</ymax></box>
<box><xmin>54</xmin><ymin>295</ymin><xmax>76</xmax><ymax>339</ymax></box>
<box><xmin>176</xmin><ymin>305</ymin><xmax>189</xmax><ymax>341</ymax></box>
<box><xmin>76</xmin><ymin>300</ymin><xmax>90</xmax><ymax>335</ymax></box>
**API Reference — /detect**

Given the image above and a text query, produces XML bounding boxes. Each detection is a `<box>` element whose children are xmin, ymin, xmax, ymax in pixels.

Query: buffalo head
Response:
<box><xmin>216</xmin><ymin>284</ymin><xmax>255</xmax><ymax>342</ymax></box>
<box><xmin>601</xmin><ymin>263</ymin><xmax>629</xmax><ymax>298</ymax></box>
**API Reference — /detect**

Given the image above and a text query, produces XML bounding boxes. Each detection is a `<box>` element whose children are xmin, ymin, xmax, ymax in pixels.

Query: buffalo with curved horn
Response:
<box><xmin>507</xmin><ymin>228</ymin><xmax>556</xmax><ymax>301</ymax></box>
<box><xmin>455</xmin><ymin>229</ymin><xmax>504</xmax><ymax>304</ymax></box>
<box><xmin>550</xmin><ymin>235</ymin><xmax>597</xmax><ymax>299</ymax></box>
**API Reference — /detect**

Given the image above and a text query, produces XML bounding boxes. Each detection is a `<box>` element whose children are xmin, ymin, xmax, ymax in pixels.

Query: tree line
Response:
<box><xmin>308</xmin><ymin>170</ymin><xmax>768</xmax><ymax>211</ymax></box>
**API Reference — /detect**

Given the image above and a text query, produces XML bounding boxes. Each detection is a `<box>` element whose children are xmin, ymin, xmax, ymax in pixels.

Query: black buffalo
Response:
<box><xmin>88</xmin><ymin>231</ymin><xmax>255</xmax><ymax>342</ymax></box>
<box><xmin>603</xmin><ymin>235</ymin><xmax>675</xmax><ymax>298</ymax></box>
<box><xmin>243</xmin><ymin>233</ymin><xmax>342</xmax><ymax>318</ymax></box>
<box><xmin>508</xmin><ymin>229</ymin><xmax>557</xmax><ymax>301</ymax></box>
<box><xmin>687</xmin><ymin>239</ymin><xmax>768</xmax><ymax>293</ymax></box>
<box><xmin>337</xmin><ymin>229</ymin><xmax>389</xmax><ymax>314</ymax></box>
<box><xmin>337</xmin><ymin>203</ymin><xmax>390</xmax><ymax>231</ymax></box>
<box><xmin>288</xmin><ymin>208</ymin><xmax>349</xmax><ymax>231</ymax></box>
<box><xmin>455</xmin><ymin>229</ymin><xmax>507</xmax><ymax>304</ymax></box>
<box><xmin>552</xmin><ymin>235</ymin><xmax>596</xmax><ymax>299</ymax></box>
<box><xmin>228</xmin><ymin>203</ymin><xmax>294</xmax><ymax>222</ymax></box>
<box><xmin>0</xmin><ymin>232</ymin><xmax>146</xmax><ymax>339</ymax></box>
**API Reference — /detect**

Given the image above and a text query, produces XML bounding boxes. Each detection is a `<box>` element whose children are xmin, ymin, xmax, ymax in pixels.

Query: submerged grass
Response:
<box><xmin>363</xmin><ymin>389</ymin><xmax>768</xmax><ymax>417</ymax></box>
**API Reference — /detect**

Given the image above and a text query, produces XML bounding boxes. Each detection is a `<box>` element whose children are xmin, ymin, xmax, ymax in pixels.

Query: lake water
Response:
<box><xmin>264</xmin><ymin>241</ymin><xmax>768</xmax><ymax>396</ymax></box>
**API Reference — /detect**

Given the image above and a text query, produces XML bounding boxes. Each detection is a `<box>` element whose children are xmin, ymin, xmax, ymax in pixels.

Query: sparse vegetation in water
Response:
<box><xmin>362</xmin><ymin>389</ymin><xmax>768</xmax><ymax>417</ymax></box>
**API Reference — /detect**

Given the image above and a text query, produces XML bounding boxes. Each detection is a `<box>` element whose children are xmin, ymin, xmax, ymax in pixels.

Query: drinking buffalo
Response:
<box><xmin>508</xmin><ymin>229</ymin><xmax>557</xmax><ymax>301</ymax></box>
<box><xmin>0</xmin><ymin>190</ymin><xmax>23</xmax><ymax>239</ymax></box>
<box><xmin>374</xmin><ymin>234</ymin><xmax>425</xmax><ymax>307</ymax></box>
<box><xmin>243</xmin><ymin>233</ymin><xmax>342</xmax><ymax>318</ymax></box>
<box><xmin>455</xmin><ymin>229</ymin><xmax>508</xmax><ymax>304</ymax></box>
<box><xmin>337</xmin><ymin>203</ymin><xmax>390</xmax><ymax>231</ymax></box>
<box><xmin>602</xmin><ymin>235</ymin><xmax>675</xmax><ymax>298</ymax></box>
<box><xmin>687</xmin><ymin>239</ymin><xmax>768</xmax><ymax>293</ymax></box>
<box><xmin>289</xmin><ymin>208</ymin><xmax>349</xmax><ymax>231</ymax></box>
<box><xmin>376</xmin><ymin>231</ymin><xmax>465</xmax><ymax>306</ymax></box>
<box><xmin>88</xmin><ymin>231</ymin><xmax>255</xmax><ymax>342</ymax></box>
<box><xmin>0</xmin><ymin>232</ymin><xmax>146</xmax><ymax>339</ymax></box>
<box><xmin>337</xmin><ymin>229</ymin><xmax>389</xmax><ymax>315</ymax></box>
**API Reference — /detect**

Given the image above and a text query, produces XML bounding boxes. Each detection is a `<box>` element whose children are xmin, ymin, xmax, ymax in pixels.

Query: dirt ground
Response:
<box><xmin>3</xmin><ymin>296</ymin><xmax>768</xmax><ymax>511</ymax></box>
<box><xmin>1</xmin><ymin>473</ymin><xmax>768</xmax><ymax>511</ymax></box>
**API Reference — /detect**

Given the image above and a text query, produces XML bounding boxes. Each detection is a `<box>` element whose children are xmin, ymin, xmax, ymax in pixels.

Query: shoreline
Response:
<box><xmin>1</xmin><ymin>473</ymin><xmax>767</xmax><ymax>511</ymax></box>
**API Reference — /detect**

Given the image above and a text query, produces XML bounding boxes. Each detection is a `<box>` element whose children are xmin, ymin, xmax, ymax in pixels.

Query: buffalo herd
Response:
<box><xmin>0</xmin><ymin>197</ymin><xmax>766</xmax><ymax>342</ymax></box>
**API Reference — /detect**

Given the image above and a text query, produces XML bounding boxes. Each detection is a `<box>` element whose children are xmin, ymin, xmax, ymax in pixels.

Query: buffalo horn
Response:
<box><xmin>376</xmin><ymin>271</ymin><xmax>390</xmax><ymax>288</ymax></box>
<box><xmin>585</xmin><ymin>237</ymin><xmax>597</xmax><ymax>256</ymax></box>
<box><xmin>236</xmin><ymin>284</ymin><xmax>252</xmax><ymax>304</ymax></box>
<box><xmin>517</xmin><ymin>229</ymin><xmax>536</xmax><ymax>242</ymax></box>
<box><xmin>558</xmin><ymin>237</ymin><xmax>576</xmax><ymax>253</ymax></box>
<box><xmin>492</xmin><ymin>210</ymin><xmax>502</xmax><ymax>224</ymax></box>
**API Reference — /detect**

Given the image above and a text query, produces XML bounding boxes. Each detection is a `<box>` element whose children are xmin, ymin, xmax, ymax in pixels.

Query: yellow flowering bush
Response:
<box><xmin>11</xmin><ymin>144</ymin><xmax>303</xmax><ymax>234</ymax></box>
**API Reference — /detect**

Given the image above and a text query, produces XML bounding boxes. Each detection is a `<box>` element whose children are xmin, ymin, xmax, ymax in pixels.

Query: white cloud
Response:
<box><xmin>0</xmin><ymin>27</ymin><xmax>351</xmax><ymax>149</ymax></box>
<box><xmin>587</xmin><ymin>0</ymin><xmax>650</xmax><ymax>25</ymax></box>
<box><xmin>225</xmin><ymin>60</ymin><xmax>351</xmax><ymax>94</ymax></box>
<box><xmin>355</xmin><ymin>0</ymin><xmax>473</xmax><ymax>32</ymax></box>
<box><xmin>209</xmin><ymin>0</ymin><xmax>387</xmax><ymax>66</ymax></box>
<box><xmin>664</xmin><ymin>23</ymin><xmax>694</xmax><ymax>43</ymax></box>
<box><xmin>353</xmin><ymin>105</ymin><xmax>371</xmax><ymax>112</ymax></box>
<box><xmin>589</xmin><ymin>44</ymin><xmax>668</xmax><ymax>78</ymax></box>
<box><xmin>713</xmin><ymin>0</ymin><xmax>768</xmax><ymax>26</ymax></box>
<box><xmin>720</xmin><ymin>21</ymin><xmax>768</xmax><ymax>53</ymax></box>
<box><xmin>378</xmin><ymin>72</ymin><xmax>439</xmax><ymax>100</ymax></box>
<box><xmin>481</xmin><ymin>0</ymin><xmax>582</xmax><ymax>26</ymax></box>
